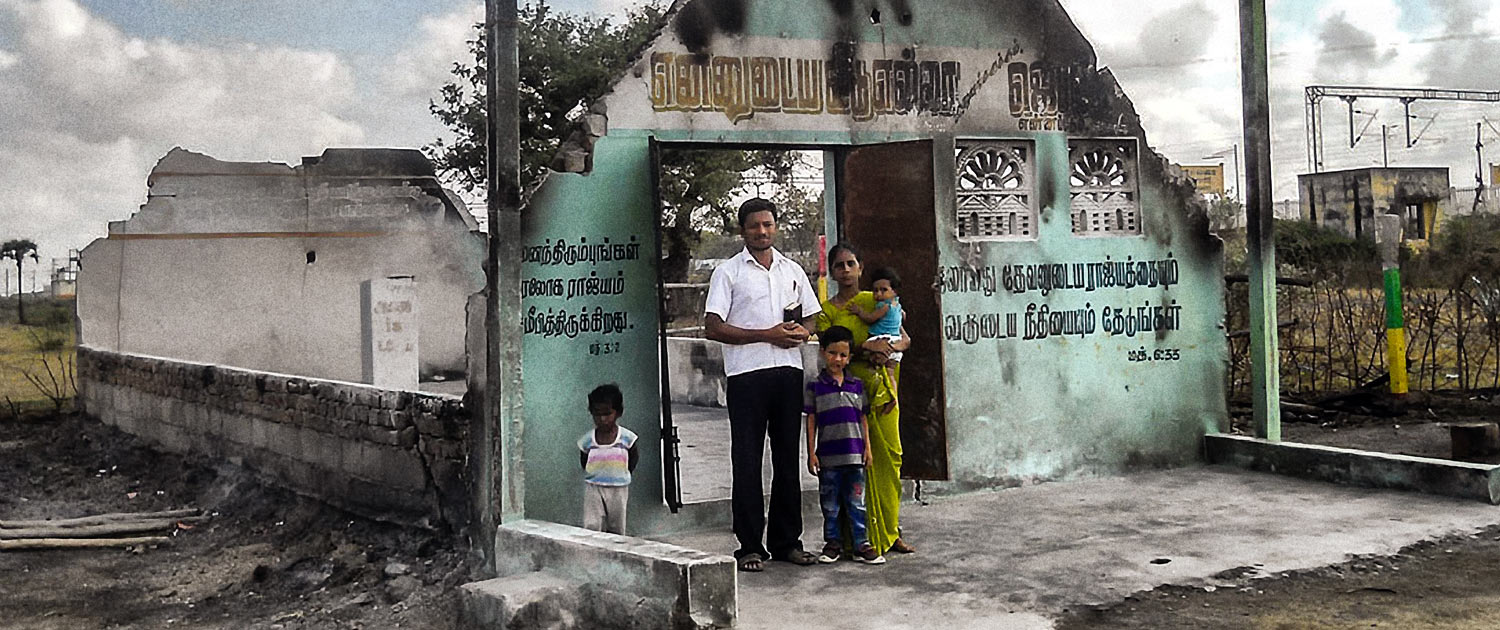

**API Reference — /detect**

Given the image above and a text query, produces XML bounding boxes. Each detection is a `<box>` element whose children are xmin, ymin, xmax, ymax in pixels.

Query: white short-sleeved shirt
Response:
<box><xmin>705</xmin><ymin>247</ymin><xmax>821</xmax><ymax>377</ymax></box>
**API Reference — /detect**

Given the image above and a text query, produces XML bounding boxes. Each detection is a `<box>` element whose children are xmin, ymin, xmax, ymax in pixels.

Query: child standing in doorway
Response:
<box><xmin>850</xmin><ymin>266</ymin><xmax>903</xmax><ymax>413</ymax></box>
<box><xmin>805</xmin><ymin>326</ymin><xmax>884</xmax><ymax>565</ymax></box>
<box><xmin>578</xmin><ymin>383</ymin><xmax>638</xmax><ymax>535</ymax></box>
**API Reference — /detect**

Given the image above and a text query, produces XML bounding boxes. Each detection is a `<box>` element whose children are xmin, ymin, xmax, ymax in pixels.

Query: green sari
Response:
<box><xmin>817</xmin><ymin>291</ymin><xmax>903</xmax><ymax>554</ymax></box>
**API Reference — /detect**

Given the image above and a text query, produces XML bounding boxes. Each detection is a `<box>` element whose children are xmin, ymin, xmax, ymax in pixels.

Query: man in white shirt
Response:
<box><xmin>704</xmin><ymin>198</ymin><xmax>822</xmax><ymax>571</ymax></box>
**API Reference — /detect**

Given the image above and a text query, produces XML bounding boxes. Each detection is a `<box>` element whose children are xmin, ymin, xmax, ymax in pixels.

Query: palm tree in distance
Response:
<box><xmin>1</xmin><ymin>239</ymin><xmax>40</xmax><ymax>325</ymax></box>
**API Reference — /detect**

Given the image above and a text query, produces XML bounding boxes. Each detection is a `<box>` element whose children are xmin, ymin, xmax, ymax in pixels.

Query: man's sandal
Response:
<box><xmin>773</xmin><ymin>549</ymin><xmax>818</xmax><ymax>566</ymax></box>
<box><xmin>890</xmin><ymin>538</ymin><xmax>917</xmax><ymax>554</ymax></box>
<box><xmin>737</xmin><ymin>553</ymin><xmax>765</xmax><ymax>572</ymax></box>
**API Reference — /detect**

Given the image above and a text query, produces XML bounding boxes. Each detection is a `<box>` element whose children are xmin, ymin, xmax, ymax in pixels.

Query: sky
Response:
<box><xmin>2</xmin><ymin>0</ymin><xmax>1499</xmax><ymax>294</ymax></box>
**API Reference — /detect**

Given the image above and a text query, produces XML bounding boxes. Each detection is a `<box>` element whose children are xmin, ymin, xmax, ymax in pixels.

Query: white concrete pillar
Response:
<box><xmin>366</xmin><ymin>275</ymin><xmax>419</xmax><ymax>390</ymax></box>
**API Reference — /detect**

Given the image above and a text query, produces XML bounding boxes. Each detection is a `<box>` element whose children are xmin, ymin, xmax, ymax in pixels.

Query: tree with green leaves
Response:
<box><xmin>1</xmin><ymin>239</ymin><xmax>39</xmax><ymax>325</ymax></box>
<box><xmin>426</xmin><ymin>0</ymin><xmax>794</xmax><ymax>282</ymax></box>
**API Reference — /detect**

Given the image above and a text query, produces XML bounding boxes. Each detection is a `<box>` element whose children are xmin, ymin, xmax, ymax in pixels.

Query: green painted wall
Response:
<box><xmin>520</xmin><ymin>136</ymin><xmax>669</xmax><ymax>531</ymax></box>
<box><xmin>933</xmin><ymin>132</ymin><xmax>1227</xmax><ymax>488</ymax></box>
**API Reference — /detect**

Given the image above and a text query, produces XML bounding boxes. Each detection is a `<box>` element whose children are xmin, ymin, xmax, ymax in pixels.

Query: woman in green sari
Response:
<box><xmin>815</xmin><ymin>242</ymin><xmax>916</xmax><ymax>555</ymax></box>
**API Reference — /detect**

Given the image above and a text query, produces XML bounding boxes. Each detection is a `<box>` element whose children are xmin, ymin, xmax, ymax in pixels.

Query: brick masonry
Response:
<box><xmin>76</xmin><ymin>346</ymin><xmax>470</xmax><ymax>530</ymax></box>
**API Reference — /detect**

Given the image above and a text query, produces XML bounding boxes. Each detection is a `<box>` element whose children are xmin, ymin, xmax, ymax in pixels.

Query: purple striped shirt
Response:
<box><xmin>804</xmin><ymin>371</ymin><xmax>869</xmax><ymax>468</ymax></box>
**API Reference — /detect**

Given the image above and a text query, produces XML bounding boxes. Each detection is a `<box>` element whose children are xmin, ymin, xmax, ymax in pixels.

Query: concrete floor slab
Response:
<box><xmin>673</xmin><ymin>403</ymin><xmax>814</xmax><ymax>504</ymax></box>
<box><xmin>654</xmin><ymin>465</ymin><xmax>1500</xmax><ymax>630</ymax></box>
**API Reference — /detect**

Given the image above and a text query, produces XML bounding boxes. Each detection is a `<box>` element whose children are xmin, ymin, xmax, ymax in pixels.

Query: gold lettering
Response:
<box><xmin>710</xmin><ymin>56</ymin><xmax>752</xmax><ymax>122</ymax></box>
<box><xmin>650</xmin><ymin>52</ymin><xmax>674</xmax><ymax>110</ymax></box>
<box><xmin>644</xmin><ymin>50</ymin><xmax>961</xmax><ymax>123</ymax></box>
<box><xmin>748</xmin><ymin>57</ymin><xmax>782</xmax><ymax>112</ymax></box>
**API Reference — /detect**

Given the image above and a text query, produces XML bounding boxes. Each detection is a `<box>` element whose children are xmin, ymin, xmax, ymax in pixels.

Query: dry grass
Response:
<box><xmin>0</xmin><ymin>322</ymin><xmax>76</xmax><ymax>412</ymax></box>
<box><xmin>1228</xmin><ymin>282</ymin><xmax>1500</xmax><ymax>396</ymax></box>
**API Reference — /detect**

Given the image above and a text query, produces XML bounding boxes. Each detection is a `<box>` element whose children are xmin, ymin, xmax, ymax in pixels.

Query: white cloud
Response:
<box><xmin>381</xmin><ymin>2</ymin><xmax>483</xmax><ymax>98</ymax></box>
<box><xmin>0</xmin><ymin>0</ymin><xmax>367</xmax><ymax>276</ymax></box>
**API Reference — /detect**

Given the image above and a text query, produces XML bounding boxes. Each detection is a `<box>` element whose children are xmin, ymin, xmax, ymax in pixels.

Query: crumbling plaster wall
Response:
<box><xmin>79</xmin><ymin>148</ymin><xmax>485</xmax><ymax>385</ymax></box>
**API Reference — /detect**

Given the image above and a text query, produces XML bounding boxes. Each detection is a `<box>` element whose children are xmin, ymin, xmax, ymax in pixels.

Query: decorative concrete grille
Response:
<box><xmin>955</xmin><ymin>141</ymin><xmax>1035</xmax><ymax>240</ymax></box>
<box><xmin>1069</xmin><ymin>139</ymin><xmax>1141</xmax><ymax>236</ymax></box>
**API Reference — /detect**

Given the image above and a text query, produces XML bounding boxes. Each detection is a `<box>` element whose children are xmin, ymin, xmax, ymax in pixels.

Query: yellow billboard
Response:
<box><xmin>1181</xmin><ymin>164</ymin><xmax>1225</xmax><ymax>197</ymax></box>
<box><xmin>1492</xmin><ymin>163</ymin><xmax>1499</xmax><ymax>187</ymax></box>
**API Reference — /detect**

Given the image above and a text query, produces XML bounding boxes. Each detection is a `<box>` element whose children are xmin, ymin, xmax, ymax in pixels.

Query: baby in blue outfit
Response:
<box><xmin>851</xmin><ymin>266</ymin><xmax>903</xmax><ymax>412</ymax></box>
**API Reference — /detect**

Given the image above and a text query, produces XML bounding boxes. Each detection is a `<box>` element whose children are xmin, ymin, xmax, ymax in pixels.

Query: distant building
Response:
<box><xmin>1297</xmin><ymin>167</ymin><xmax>1449</xmax><ymax>243</ymax></box>
<box><xmin>1180</xmin><ymin>164</ymin><xmax>1225</xmax><ymax>197</ymax></box>
<box><xmin>49</xmin><ymin>250</ymin><xmax>78</xmax><ymax>299</ymax></box>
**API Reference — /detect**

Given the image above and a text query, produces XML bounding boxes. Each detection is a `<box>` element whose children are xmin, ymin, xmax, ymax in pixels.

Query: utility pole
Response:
<box><xmin>1477</xmin><ymin>123</ymin><xmax>1486</xmax><ymax>213</ymax></box>
<box><xmin>1381</xmin><ymin>124</ymin><xmax>1389</xmax><ymax>167</ymax></box>
<box><xmin>479</xmin><ymin>0</ymin><xmax>523</xmax><ymax>566</ymax></box>
<box><xmin>1240</xmin><ymin>0</ymin><xmax>1281</xmax><ymax>440</ymax></box>
<box><xmin>1233</xmin><ymin>142</ymin><xmax>1241</xmax><ymax>203</ymax></box>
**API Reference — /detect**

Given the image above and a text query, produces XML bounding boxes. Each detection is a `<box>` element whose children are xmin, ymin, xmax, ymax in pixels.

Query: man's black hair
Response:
<box><xmin>871</xmin><ymin>266</ymin><xmax>902</xmax><ymax>290</ymax></box>
<box><xmin>820</xmin><ymin>325</ymin><xmax>854</xmax><ymax>349</ymax></box>
<box><xmin>737</xmin><ymin>197</ymin><xmax>779</xmax><ymax>228</ymax></box>
<box><xmin>588</xmin><ymin>383</ymin><xmax>624</xmax><ymax>413</ymax></box>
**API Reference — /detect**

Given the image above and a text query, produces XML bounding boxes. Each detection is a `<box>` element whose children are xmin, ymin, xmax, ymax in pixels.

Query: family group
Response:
<box><xmin>576</xmin><ymin>198</ymin><xmax>917</xmax><ymax>572</ymax></box>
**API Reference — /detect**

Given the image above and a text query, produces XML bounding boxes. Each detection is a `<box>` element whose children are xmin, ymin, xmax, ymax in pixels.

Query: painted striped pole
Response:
<box><xmin>1375</xmin><ymin>214</ymin><xmax>1408</xmax><ymax>396</ymax></box>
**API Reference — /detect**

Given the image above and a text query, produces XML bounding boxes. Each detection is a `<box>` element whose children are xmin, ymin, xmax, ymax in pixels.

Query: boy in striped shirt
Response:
<box><xmin>578</xmin><ymin>384</ymin><xmax>638</xmax><ymax>534</ymax></box>
<box><xmin>804</xmin><ymin>326</ymin><xmax>884</xmax><ymax>565</ymax></box>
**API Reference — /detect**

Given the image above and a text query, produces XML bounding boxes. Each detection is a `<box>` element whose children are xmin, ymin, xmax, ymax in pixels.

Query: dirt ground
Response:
<box><xmin>0</xmin><ymin>411</ymin><xmax>473</xmax><ymax>630</ymax></box>
<box><xmin>1057</xmin><ymin>526</ymin><xmax>1500</xmax><ymax>629</ymax></box>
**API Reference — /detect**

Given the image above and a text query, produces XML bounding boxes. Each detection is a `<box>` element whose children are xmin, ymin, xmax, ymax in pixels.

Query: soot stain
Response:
<box><xmin>828</xmin><ymin>41</ymin><xmax>858</xmax><ymax>99</ymax></box>
<box><xmin>673</xmin><ymin>0</ymin><xmax>747</xmax><ymax>54</ymax></box>
<box><xmin>885</xmin><ymin>0</ymin><xmax>914</xmax><ymax>25</ymax></box>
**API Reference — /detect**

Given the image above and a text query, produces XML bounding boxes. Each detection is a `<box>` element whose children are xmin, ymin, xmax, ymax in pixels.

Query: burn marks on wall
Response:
<box><xmin>674</xmin><ymin>0</ymin><xmax>748</xmax><ymax>52</ymax></box>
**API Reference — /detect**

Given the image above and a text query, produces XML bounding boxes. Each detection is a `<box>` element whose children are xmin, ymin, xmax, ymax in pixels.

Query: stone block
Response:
<box><xmin>390</xmin><ymin>410</ymin><xmax>413</xmax><ymax>430</ymax></box>
<box><xmin>349</xmin><ymin>443</ymin><xmax>427</xmax><ymax>491</ymax></box>
<box><xmin>459</xmin><ymin>573</ymin><xmax>580</xmax><ymax>630</ymax></box>
<box><xmin>361</xmin><ymin>425</ymin><xmax>404</xmax><ymax>447</ymax></box>
<box><xmin>380</xmin><ymin>389</ymin><xmax>412</xmax><ymax>410</ymax></box>
<box><xmin>397</xmin><ymin>426</ymin><xmax>419</xmax><ymax>448</ymax></box>
<box><xmin>420</xmin><ymin>438</ymin><xmax>465</xmax><ymax>460</ymax></box>
<box><xmin>353</xmin><ymin>389</ymin><xmax>380</xmax><ymax>408</ymax></box>
<box><xmin>414</xmin><ymin>412</ymin><xmax>445</xmax><ymax>437</ymax></box>
<box><xmin>221</xmin><ymin>414</ymin><xmax>253</xmax><ymax>447</ymax></box>
<box><xmin>494</xmin><ymin>520</ymin><xmax>735</xmax><ymax>630</ymax></box>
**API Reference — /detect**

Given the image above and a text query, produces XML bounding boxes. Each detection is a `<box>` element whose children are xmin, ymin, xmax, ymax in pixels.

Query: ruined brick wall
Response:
<box><xmin>76</xmin><ymin>346</ymin><xmax>469</xmax><ymax>531</ymax></box>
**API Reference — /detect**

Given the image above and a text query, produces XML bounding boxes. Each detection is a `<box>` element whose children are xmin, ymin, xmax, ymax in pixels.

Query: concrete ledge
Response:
<box><xmin>1205</xmin><ymin>433</ymin><xmax>1500</xmax><ymax>504</ymax></box>
<box><xmin>492</xmin><ymin>519</ymin><xmax>735</xmax><ymax>629</ymax></box>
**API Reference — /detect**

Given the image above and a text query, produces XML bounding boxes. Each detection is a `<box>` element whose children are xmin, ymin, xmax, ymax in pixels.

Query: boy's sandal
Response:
<box><xmin>890</xmin><ymin>538</ymin><xmax>917</xmax><ymax>554</ymax></box>
<box><xmin>737</xmin><ymin>553</ymin><xmax>765</xmax><ymax>572</ymax></box>
<box><xmin>774</xmin><ymin>549</ymin><xmax>818</xmax><ymax>566</ymax></box>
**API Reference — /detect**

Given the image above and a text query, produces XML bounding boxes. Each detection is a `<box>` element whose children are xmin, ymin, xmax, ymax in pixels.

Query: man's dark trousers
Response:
<box><xmin>725</xmin><ymin>366</ymin><xmax>805</xmax><ymax>559</ymax></box>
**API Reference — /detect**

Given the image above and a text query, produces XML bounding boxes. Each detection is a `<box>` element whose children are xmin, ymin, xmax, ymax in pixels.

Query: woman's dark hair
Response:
<box><xmin>588</xmin><ymin>383</ymin><xmax>624</xmax><ymax>413</ymax></box>
<box><xmin>827</xmin><ymin>241</ymin><xmax>860</xmax><ymax>263</ymax></box>
<box><xmin>820</xmin><ymin>325</ymin><xmax>855</xmax><ymax>348</ymax></box>
<box><xmin>871</xmin><ymin>266</ymin><xmax>902</xmax><ymax>289</ymax></box>
<box><xmin>737</xmin><ymin>197</ymin><xmax>779</xmax><ymax>228</ymax></box>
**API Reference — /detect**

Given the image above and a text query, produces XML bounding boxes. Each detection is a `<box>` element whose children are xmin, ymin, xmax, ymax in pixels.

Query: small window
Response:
<box><xmin>955</xmin><ymin>140</ymin><xmax>1036</xmax><ymax>241</ymax></box>
<box><xmin>1068</xmin><ymin>138</ymin><xmax>1142</xmax><ymax>236</ymax></box>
